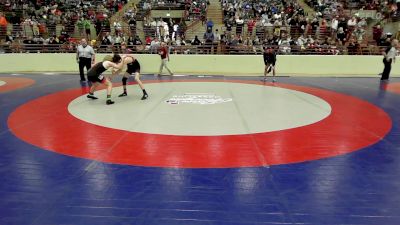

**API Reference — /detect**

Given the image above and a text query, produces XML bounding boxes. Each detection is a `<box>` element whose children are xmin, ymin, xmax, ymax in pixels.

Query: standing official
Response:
<box><xmin>76</xmin><ymin>39</ymin><xmax>95</xmax><ymax>82</ymax></box>
<box><xmin>380</xmin><ymin>39</ymin><xmax>398</xmax><ymax>81</ymax></box>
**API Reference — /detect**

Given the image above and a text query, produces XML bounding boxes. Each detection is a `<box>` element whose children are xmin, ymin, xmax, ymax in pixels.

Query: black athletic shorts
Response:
<box><xmin>126</xmin><ymin>60</ymin><xmax>140</xmax><ymax>74</ymax></box>
<box><xmin>87</xmin><ymin>73</ymin><xmax>105</xmax><ymax>83</ymax></box>
<box><xmin>265</xmin><ymin>62</ymin><xmax>275</xmax><ymax>66</ymax></box>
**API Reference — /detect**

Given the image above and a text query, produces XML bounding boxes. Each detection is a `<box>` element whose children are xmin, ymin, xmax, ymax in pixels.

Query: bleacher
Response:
<box><xmin>0</xmin><ymin>0</ymin><xmax>398</xmax><ymax>55</ymax></box>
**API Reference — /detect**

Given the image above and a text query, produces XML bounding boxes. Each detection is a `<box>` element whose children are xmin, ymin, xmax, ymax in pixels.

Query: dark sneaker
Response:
<box><xmin>106</xmin><ymin>99</ymin><xmax>115</xmax><ymax>105</ymax></box>
<box><xmin>141</xmin><ymin>94</ymin><xmax>148</xmax><ymax>100</ymax></box>
<box><xmin>87</xmin><ymin>94</ymin><xmax>98</xmax><ymax>99</ymax></box>
<box><xmin>118</xmin><ymin>92</ymin><xmax>127</xmax><ymax>97</ymax></box>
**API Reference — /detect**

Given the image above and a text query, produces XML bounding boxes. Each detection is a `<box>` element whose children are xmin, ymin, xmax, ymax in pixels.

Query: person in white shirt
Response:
<box><xmin>76</xmin><ymin>38</ymin><xmax>95</xmax><ymax>81</ymax></box>
<box><xmin>113</xmin><ymin>21</ymin><xmax>122</xmax><ymax>35</ymax></box>
<box><xmin>357</xmin><ymin>18</ymin><xmax>367</xmax><ymax>28</ymax></box>
<box><xmin>297</xmin><ymin>34</ymin><xmax>307</xmax><ymax>48</ymax></box>
<box><xmin>380</xmin><ymin>39</ymin><xmax>398</xmax><ymax>80</ymax></box>
<box><xmin>273</xmin><ymin>12</ymin><xmax>282</xmax><ymax>20</ymax></box>
<box><xmin>214</xmin><ymin>29</ymin><xmax>221</xmax><ymax>42</ymax></box>
<box><xmin>331</xmin><ymin>17</ymin><xmax>338</xmax><ymax>36</ymax></box>
<box><xmin>347</xmin><ymin>16</ymin><xmax>357</xmax><ymax>35</ymax></box>
<box><xmin>172</xmin><ymin>23</ymin><xmax>179</xmax><ymax>41</ymax></box>
<box><xmin>347</xmin><ymin>17</ymin><xmax>357</xmax><ymax>28</ymax></box>
<box><xmin>163</xmin><ymin>22</ymin><xmax>169</xmax><ymax>41</ymax></box>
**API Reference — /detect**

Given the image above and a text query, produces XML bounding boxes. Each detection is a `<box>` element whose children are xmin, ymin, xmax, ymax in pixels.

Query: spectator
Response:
<box><xmin>95</xmin><ymin>19</ymin><xmax>102</xmax><ymax>36</ymax></box>
<box><xmin>9</xmin><ymin>12</ymin><xmax>21</xmax><ymax>34</ymax></box>
<box><xmin>172</xmin><ymin>22</ymin><xmax>179</xmax><ymax>41</ymax></box>
<box><xmin>77</xmin><ymin>18</ymin><xmax>85</xmax><ymax>37</ymax></box>
<box><xmin>0</xmin><ymin>12</ymin><xmax>8</xmax><ymax>35</ymax></box>
<box><xmin>203</xmin><ymin>27</ymin><xmax>214</xmax><ymax>53</ymax></box>
<box><xmin>84</xmin><ymin>18</ymin><xmax>92</xmax><ymax>39</ymax></box>
<box><xmin>337</xmin><ymin>17</ymin><xmax>348</xmax><ymax>35</ymax></box>
<box><xmin>206</xmin><ymin>19</ymin><xmax>214</xmax><ymax>30</ymax></box>
<box><xmin>347</xmin><ymin>38</ymin><xmax>359</xmax><ymax>55</ymax></box>
<box><xmin>319</xmin><ymin>19</ymin><xmax>328</xmax><ymax>37</ymax></box>
<box><xmin>59</xmin><ymin>28</ymin><xmax>69</xmax><ymax>44</ymax></box>
<box><xmin>128</xmin><ymin>17</ymin><xmax>137</xmax><ymax>35</ymax></box>
<box><xmin>114</xmin><ymin>20</ymin><xmax>122</xmax><ymax>36</ymax></box>
<box><xmin>247</xmin><ymin>18</ymin><xmax>255</xmax><ymax>36</ymax></box>
<box><xmin>192</xmin><ymin>35</ymin><xmax>201</xmax><ymax>45</ymax></box>
<box><xmin>236</xmin><ymin>17</ymin><xmax>244</xmax><ymax>35</ymax></box>
<box><xmin>163</xmin><ymin>21</ymin><xmax>169</xmax><ymax>41</ymax></box>
<box><xmin>337</xmin><ymin>27</ymin><xmax>346</xmax><ymax>45</ymax></box>
<box><xmin>5</xmin><ymin>32</ymin><xmax>13</xmax><ymax>44</ymax></box>
<box><xmin>357</xmin><ymin>18</ymin><xmax>367</xmax><ymax>28</ymax></box>
<box><xmin>145</xmin><ymin>36</ymin><xmax>152</xmax><ymax>45</ymax></box>
<box><xmin>373</xmin><ymin>24</ymin><xmax>383</xmax><ymax>45</ymax></box>
<box><xmin>214</xmin><ymin>29</ymin><xmax>221</xmax><ymax>43</ymax></box>
<box><xmin>311</xmin><ymin>18</ymin><xmax>319</xmax><ymax>34</ymax></box>
<box><xmin>353</xmin><ymin>27</ymin><xmax>365</xmax><ymax>43</ymax></box>
<box><xmin>150</xmin><ymin>37</ymin><xmax>160</xmax><ymax>53</ymax></box>
<box><xmin>331</xmin><ymin>16</ymin><xmax>339</xmax><ymax>37</ymax></box>
<box><xmin>297</xmin><ymin>34</ymin><xmax>307</xmax><ymax>49</ymax></box>
<box><xmin>347</xmin><ymin>16</ymin><xmax>357</xmax><ymax>32</ymax></box>
<box><xmin>278</xmin><ymin>36</ymin><xmax>291</xmax><ymax>54</ymax></box>
<box><xmin>133</xmin><ymin>35</ymin><xmax>143</xmax><ymax>45</ymax></box>
<box><xmin>100</xmin><ymin>33</ymin><xmax>112</xmax><ymax>50</ymax></box>
<box><xmin>299</xmin><ymin>16</ymin><xmax>307</xmax><ymax>34</ymax></box>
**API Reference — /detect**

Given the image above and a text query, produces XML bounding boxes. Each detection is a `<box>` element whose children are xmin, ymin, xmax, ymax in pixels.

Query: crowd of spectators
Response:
<box><xmin>137</xmin><ymin>0</ymin><xmax>208</xmax><ymax>22</ymax></box>
<box><xmin>0</xmin><ymin>0</ymin><xmax>399</xmax><ymax>55</ymax></box>
<box><xmin>306</xmin><ymin>0</ymin><xmax>400</xmax><ymax>20</ymax></box>
<box><xmin>208</xmin><ymin>0</ymin><xmax>399</xmax><ymax>55</ymax></box>
<box><xmin>0</xmin><ymin>0</ymin><xmax>129</xmax><ymax>52</ymax></box>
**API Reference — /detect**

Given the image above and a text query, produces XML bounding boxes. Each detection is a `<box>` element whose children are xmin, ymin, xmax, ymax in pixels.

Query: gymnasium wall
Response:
<box><xmin>0</xmin><ymin>53</ymin><xmax>399</xmax><ymax>77</ymax></box>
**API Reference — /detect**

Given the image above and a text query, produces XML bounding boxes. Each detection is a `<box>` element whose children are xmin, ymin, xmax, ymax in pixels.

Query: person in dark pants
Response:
<box><xmin>263</xmin><ymin>47</ymin><xmax>277</xmax><ymax>82</ymax></box>
<box><xmin>76</xmin><ymin>39</ymin><xmax>95</xmax><ymax>82</ymax></box>
<box><xmin>381</xmin><ymin>39</ymin><xmax>398</xmax><ymax>81</ymax></box>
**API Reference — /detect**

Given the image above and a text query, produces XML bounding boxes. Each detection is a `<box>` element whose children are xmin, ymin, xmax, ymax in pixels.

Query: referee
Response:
<box><xmin>381</xmin><ymin>39</ymin><xmax>398</xmax><ymax>81</ymax></box>
<box><xmin>76</xmin><ymin>39</ymin><xmax>95</xmax><ymax>82</ymax></box>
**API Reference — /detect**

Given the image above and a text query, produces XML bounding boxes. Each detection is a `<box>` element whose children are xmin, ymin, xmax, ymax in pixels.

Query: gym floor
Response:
<box><xmin>1</xmin><ymin>73</ymin><xmax>400</xmax><ymax>225</ymax></box>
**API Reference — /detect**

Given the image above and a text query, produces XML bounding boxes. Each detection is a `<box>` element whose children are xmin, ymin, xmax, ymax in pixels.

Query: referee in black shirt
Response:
<box><xmin>76</xmin><ymin>39</ymin><xmax>95</xmax><ymax>82</ymax></box>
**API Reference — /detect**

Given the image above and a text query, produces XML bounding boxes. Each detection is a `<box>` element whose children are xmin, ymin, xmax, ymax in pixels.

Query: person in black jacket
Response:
<box><xmin>263</xmin><ymin>47</ymin><xmax>277</xmax><ymax>82</ymax></box>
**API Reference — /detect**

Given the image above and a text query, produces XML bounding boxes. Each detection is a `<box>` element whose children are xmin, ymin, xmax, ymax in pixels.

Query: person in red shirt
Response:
<box><xmin>247</xmin><ymin>19</ymin><xmax>255</xmax><ymax>35</ymax></box>
<box><xmin>158</xmin><ymin>42</ymin><xmax>173</xmax><ymax>76</ymax></box>
<box><xmin>372</xmin><ymin>24</ymin><xmax>383</xmax><ymax>46</ymax></box>
<box><xmin>145</xmin><ymin>36</ymin><xmax>152</xmax><ymax>45</ymax></box>
<box><xmin>0</xmin><ymin>12</ymin><xmax>8</xmax><ymax>35</ymax></box>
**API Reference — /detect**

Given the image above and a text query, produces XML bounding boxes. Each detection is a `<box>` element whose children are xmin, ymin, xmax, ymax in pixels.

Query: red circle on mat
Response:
<box><xmin>0</xmin><ymin>77</ymin><xmax>35</xmax><ymax>93</ymax></box>
<box><xmin>384</xmin><ymin>82</ymin><xmax>400</xmax><ymax>94</ymax></box>
<box><xmin>7</xmin><ymin>80</ymin><xmax>392</xmax><ymax>168</ymax></box>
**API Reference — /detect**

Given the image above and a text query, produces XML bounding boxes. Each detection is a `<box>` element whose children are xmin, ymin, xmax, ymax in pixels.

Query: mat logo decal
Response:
<box><xmin>166</xmin><ymin>93</ymin><xmax>233</xmax><ymax>105</ymax></box>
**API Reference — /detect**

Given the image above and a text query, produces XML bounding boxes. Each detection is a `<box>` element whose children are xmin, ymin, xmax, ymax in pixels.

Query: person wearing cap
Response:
<box><xmin>380</xmin><ymin>39</ymin><xmax>398</xmax><ymax>81</ymax></box>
